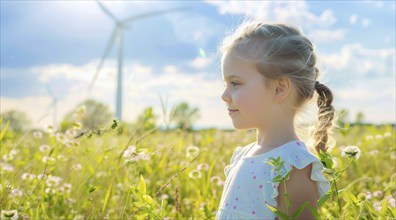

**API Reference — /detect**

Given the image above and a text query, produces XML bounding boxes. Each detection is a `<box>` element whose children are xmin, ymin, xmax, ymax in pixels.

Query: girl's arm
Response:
<box><xmin>277</xmin><ymin>164</ymin><xmax>318</xmax><ymax>219</ymax></box>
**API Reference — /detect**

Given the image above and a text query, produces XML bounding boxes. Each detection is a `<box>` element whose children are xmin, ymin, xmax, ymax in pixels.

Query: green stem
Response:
<box><xmin>332</xmin><ymin>159</ymin><xmax>353</xmax><ymax>214</ymax></box>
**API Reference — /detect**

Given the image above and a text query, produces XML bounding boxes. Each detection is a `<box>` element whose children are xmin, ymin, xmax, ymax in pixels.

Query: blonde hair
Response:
<box><xmin>220</xmin><ymin>21</ymin><xmax>335</xmax><ymax>154</ymax></box>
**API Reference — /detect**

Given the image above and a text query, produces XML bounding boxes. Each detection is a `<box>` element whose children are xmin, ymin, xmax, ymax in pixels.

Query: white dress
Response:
<box><xmin>215</xmin><ymin>140</ymin><xmax>330</xmax><ymax>219</ymax></box>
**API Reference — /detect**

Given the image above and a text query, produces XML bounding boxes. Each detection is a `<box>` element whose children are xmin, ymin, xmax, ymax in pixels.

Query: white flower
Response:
<box><xmin>46</xmin><ymin>176</ymin><xmax>62</xmax><ymax>187</ymax></box>
<box><xmin>375</xmin><ymin>134</ymin><xmax>383</xmax><ymax>139</ymax></box>
<box><xmin>39</xmin><ymin>145</ymin><xmax>51</xmax><ymax>152</ymax></box>
<box><xmin>197</xmin><ymin>163</ymin><xmax>209</xmax><ymax>171</ymax></box>
<box><xmin>44</xmin><ymin>124</ymin><xmax>56</xmax><ymax>133</ymax></box>
<box><xmin>373</xmin><ymin>201</ymin><xmax>382</xmax><ymax>211</ymax></box>
<box><xmin>388</xmin><ymin>197</ymin><xmax>396</xmax><ymax>208</ymax></box>
<box><xmin>33</xmin><ymin>131</ymin><xmax>43</xmax><ymax>139</ymax></box>
<box><xmin>365</xmin><ymin>191</ymin><xmax>373</xmax><ymax>200</ymax></box>
<box><xmin>9</xmin><ymin>189</ymin><xmax>22</xmax><ymax>198</ymax></box>
<box><xmin>365</xmin><ymin>135</ymin><xmax>373</xmax><ymax>140</ymax></box>
<box><xmin>210</xmin><ymin>176</ymin><xmax>224</xmax><ymax>186</ymax></box>
<box><xmin>383</xmin><ymin>132</ymin><xmax>391</xmax><ymax>138</ymax></box>
<box><xmin>188</xmin><ymin>169</ymin><xmax>202</xmax><ymax>179</ymax></box>
<box><xmin>341</xmin><ymin>145</ymin><xmax>361</xmax><ymax>160</ymax></box>
<box><xmin>72</xmin><ymin>164</ymin><xmax>82</xmax><ymax>170</ymax></box>
<box><xmin>369</xmin><ymin>150</ymin><xmax>379</xmax><ymax>155</ymax></box>
<box><xmin>123</xmin><ymin>146</ymin><xmax>136</xmax><ymax>158</ymax></box>
<box><xmin>373</xmin><ymin>190</ymin><xmax>383</xmax><ymax>198</ymax></box>
<box><xmin>1</xmin><ymin>210</ymin><xmax>18</xmax><ymax>220</ymax></box>
<box><xmin>186</xmin><ymin>146</ymin><xmax>200</xmax><ymax>158</ymax></box>
<box><xmin>42</xmin><ymin>156</ymin><xmax>56</xmax><ymax>163</ymax></box>
<box><xmin>1</xmin><ymin>163</ymin><xmax>14</xmax><ymax>172</ymax></box>
<box><xmin>2</xmin><ymin>154</ymin><xmax>14</xmax><ymax>161</ymax></box>
<box><xmin>21</xmin><ymin>173</ymin><xmax>36</xmax><ymax>181</ymax></box>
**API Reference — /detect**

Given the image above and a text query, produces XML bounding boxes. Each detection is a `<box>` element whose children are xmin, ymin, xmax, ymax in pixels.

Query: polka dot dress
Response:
<box><xmin>215</xmin><ymin>140</ymin><xmax>330</xmax><ymax>220</ymax></box>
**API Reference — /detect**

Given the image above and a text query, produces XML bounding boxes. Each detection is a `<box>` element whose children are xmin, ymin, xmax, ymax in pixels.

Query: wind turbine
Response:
<box><xmin>88</xmin><ymin>1</ymin><xmax>189</xmax><ymax>120</ymax></box>
<box><xmin>46</xmin><ymin>85</ymin><xmax>58</xmax><ymax>128</ymax></box>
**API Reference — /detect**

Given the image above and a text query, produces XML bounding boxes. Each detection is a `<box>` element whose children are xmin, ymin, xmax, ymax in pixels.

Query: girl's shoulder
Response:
<box><xmin>229</xmin><ymin>142</ymin><xmax>255</xmax><ymax>163</ymax></box>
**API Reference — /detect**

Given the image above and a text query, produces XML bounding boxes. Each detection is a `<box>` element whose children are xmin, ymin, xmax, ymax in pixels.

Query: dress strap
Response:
<box><xmin>241</xmin><ymin>142</ymin><xmax>256</xmax><ymax>158</ymax></box>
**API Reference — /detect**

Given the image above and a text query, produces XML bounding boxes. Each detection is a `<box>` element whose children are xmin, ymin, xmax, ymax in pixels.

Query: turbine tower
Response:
<box><xmin>46</xmin><ymin>85</ymin><xmax>58</xmax><ymax>128</ymax></box>
<box><xmin>89</xmin><ymin>1</ymin><xmax>188</xmax><ymax>120</ymax></box>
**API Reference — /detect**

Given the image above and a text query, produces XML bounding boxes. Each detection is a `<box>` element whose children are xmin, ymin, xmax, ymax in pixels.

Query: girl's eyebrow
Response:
<box><xmin>223</xmin><ymin>75</ymin><xmax>243</xmax><ymax>81</ymax></box>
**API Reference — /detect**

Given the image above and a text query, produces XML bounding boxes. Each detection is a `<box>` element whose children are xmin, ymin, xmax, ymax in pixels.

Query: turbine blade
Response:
<box><xmin>88</xmin><ymin>26</ymin><xmax>118</xmax><ymax>93</ymax></box>
<box><xmin>122</xmin><ymin>7</ymin><xmax>190</xmax><ymax>24</ymax></box>
<box><xmin>46</xmin><ymin>85</ymin><xmax>54</xmax><ymax>97</ymax></box>
<box><xmin>96</xmin><ymin>0</ymin><xmax>119</xmax><ymax>22</ymax></box>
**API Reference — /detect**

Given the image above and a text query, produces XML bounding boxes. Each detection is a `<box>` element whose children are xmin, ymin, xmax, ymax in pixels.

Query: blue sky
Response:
<box><xmin>1</xmin><ymin>0</ymin><xmax>395</xmax><ymax>129</ymax></box>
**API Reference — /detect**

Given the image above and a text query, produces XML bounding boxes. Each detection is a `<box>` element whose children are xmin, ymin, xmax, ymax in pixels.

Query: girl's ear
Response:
<box><xmin>274</xmin><ymin>77</ymin><xmax>292</xmax><ymax>102</ymax></box>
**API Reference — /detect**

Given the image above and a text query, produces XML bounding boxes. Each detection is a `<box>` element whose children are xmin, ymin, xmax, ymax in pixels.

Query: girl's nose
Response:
<box><xmin>221</xmin><ymin>88</ymin><xmax>231</xmax><ymax>103</ymax></box>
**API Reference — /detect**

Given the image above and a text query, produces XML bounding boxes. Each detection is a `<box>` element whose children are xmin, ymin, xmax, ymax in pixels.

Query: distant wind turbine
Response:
<box><xmin>46</xmin><ymin>85</ymin><xmax>59</xmax><ymax>128</ymax></box>
<box><xmin>88</xmin><ymin>0</ymin><xmax>189</xmax><ymax>120</ymax></box>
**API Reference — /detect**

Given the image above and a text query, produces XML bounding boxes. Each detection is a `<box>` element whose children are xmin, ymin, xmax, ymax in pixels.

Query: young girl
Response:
<box><xmin>216</xmin><ymin>21</ymin><xmax>334</xmax><ymax>219</ymax></box>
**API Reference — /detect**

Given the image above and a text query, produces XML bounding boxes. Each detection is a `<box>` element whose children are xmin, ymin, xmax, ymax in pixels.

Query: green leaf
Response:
<box><xmin>291</xmin><ymin>202</ymin><xmax>308</xmax><ymax>219</ymax></box>
<box><xmin>0</xmin><ymin>119</ymin><xmax>10</xmax><ymax>141</ymax></box>
<box><xmin>111</xmin><ymin>120</ymin><xmax>118</xmax><ymax>129</ymax></box>
<box><xmin>307</xmin><ymin>204</ymin><xmax>321</xmax><ymax>220</ymax></box>
<box><xmin>102</xmin><ymin>183</ymin><xmax>112</xmax><ymax>213</ymax></box>
<box><xmin>137</xmin><ymin>175</ymin><xmax>146</xmax><ymax>195</ymax></box>
<box><xmin>142</xmin><ymin>194</ymin><xmax>153</xmax><ymax>204</ymax></box>
<box><xmin>318</xmin><ymin>192</ymin><xmax>330</xmax><ymax>207</ymax></box>
<box><xmin>266</xmin><ymin>204</ymin><xmax>290</xmax><ymax>220</ymax></box>
<box><xmin>88</xmin><ymin>186</ymin><xmax>97</xmax><ymax>193</ymax></box>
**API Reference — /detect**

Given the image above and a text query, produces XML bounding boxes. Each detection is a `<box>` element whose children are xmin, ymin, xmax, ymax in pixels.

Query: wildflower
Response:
<box><xmin>375</xmin><ymin>134</ymin><xmax>383</xmax><ymax>139</ymax></box>
<box><xmin>123</xmin><ymin>146</ymin><xmax>137</xmax><ymax>158</ymax></box>
<box><xmin>373</xmin><ymin>201</ymin><xmax>382</xmax><ymax>211</ymax></box>
<box><xmin>197</xmin><ymin>163</ymin><xmax>209</xmax><ymax>171</ymax></box>
<box><xmin>365</xmin><ymin>135</ymin><xmax>373</xmax><ymax>140</ymax></box>
<box><xmin>186</xmin><ymin>145</ymin><xmax>200</xmax><ymax>158</ymax></box>
<box><xmin>33</xmin><ymin>131</ymin><xmax>43</xmax><ymax>139</ymax></box>
<box><xmin>373</xmin><ymin>190</ymin><xmax>383</xmax><ymax>199</ymax></box>
<box><xmin>161</xmin><ymin>194</ymin><xmax>169</xmax><ymax>200</ymax></box>
<box><xmin>42</xmin><ymin>156</ymin><xmax>55</xmax><ymax>164</ymax></box>
<box><xmin>39</xmin><ymin>145</ymin><xmax>51</xmax><ymax>152</ymax></box>
<box><xmin>37</xmin><ymin>174</ymin><xmax>46</xmax><ymax>180</ymax></box>
<box><xmin>341</xmin><ymin>145</ymin><xmax>361</xmax><ymax>160</ymax></box>
<box><xmin>1</xmin><ymin>163</ymin><xmax>14</xmax><ymax>172</ymax></box>
<box><xmin>188</xmin><ymin>169</ymin><xmax>202</xmax><ymax>179</ymax></box>
<box><xmin>1</xmin><ymin>210</ymin><xmax>18</xmax><ymax>220</ymax></box>
<box><xmin>365</xmin><ymin>191</ymin><xmax>373</xmax><ymax>200</ymax></box>
<box><xmin>44</xmin><ymin>124</ymin><xmax>56</xmax><ymax>133</ymax></box>
<box><xmin>46</xmin><ymin>176</ymin><xmax>62</xmax><ymax>187</ymax></box>
<box><xmin>369</xmin><ymin>150</ymin><xmax>379</xmax><ymax>155</ymax></box>
<box><xmin>210</xmin><ymin>176</ymin><xmax>224</xmax><ymax>186</ymax></box>
<box><xmin>390</xmin><ymin>152</ymin><xmax>396</xmax><ymax>160</ymax></box>
<box><xmin>384</xmin><ymin>132</ymin><xmax>391</xmax><ymax>138</ymax></box>
<box><xmin>2</xmin><ymin>154</ymin><xmax>14</xmax><ymax>161</ymax></box>
<box><xmin>72</xmin><ymin>164</ymin><xmax>82</xmax><ymax>170</ymax></box>
<box><xmin>21</xmin><ymin>173</ymin><xmax>36</xmax><ymax>181</ymax></box>
<box><xmin>9</xmin><ymin>189</ymin><xmax>22</xmax><ymax>198</ymax></box>
<box><xmin>386</xmin><ymin>196</ymin><xmax>396</xmax><ymax>208</ymax></box>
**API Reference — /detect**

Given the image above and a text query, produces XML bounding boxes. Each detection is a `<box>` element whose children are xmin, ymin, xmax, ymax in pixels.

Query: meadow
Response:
<box><xmin>0</xmin><ymin>113</ymin><xmax>395</xmax><ymax>219</ymax></box>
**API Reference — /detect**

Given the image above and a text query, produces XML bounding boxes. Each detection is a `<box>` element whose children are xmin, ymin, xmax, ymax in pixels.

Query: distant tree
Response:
<box><xmin>134</xmin><ymin>106</ymin><xmax>158</xmax><ymax>131</ymax></box>
<box><xmin>61</xmin><ymin>99</ymin><xmax>113</xmax><ymax>131</ymax></box>
<box><xmin>0</xmin><ymin>110</ymin><xmax>32</xmax><ymax>132</ymax></box>
<box><xmin>172</xmin><ymin>102</ymin><xmax>200</xmax><ymax>131</ymax></box>
<box><xmin>355</xmin><ymin>112</ymin><xmax>364</xmax><ymax>125</ymax></box>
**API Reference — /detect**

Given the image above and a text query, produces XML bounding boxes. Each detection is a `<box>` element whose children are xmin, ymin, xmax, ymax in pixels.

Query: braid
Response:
<box><xmin>313</xmin><ymin>80</ymin><xmax>335</xmax><ymax>153</ymax></box>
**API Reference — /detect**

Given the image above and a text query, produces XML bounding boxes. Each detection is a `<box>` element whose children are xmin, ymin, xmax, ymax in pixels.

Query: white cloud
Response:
<box><xmin>362</xmin><ymin>18</ymin><xmax>371</xmax><ymax>27</ymax></box>
<box><xmin>189</xmin><ymin>56</ymin><xmax>215</xmax><ymax>70</ymax></box>
<box><xmin>308</xmin><ymin>29</ymin><xmax>346</xmax><ymax>43</ymax></box>
<box><xmin>205</xmin><ymin>1</ymin><xmax>343</xmax><ymax>42</ymax></box>
<box><xmin>319</xmin><ymin>43</ymin><xmax>395</xmax><ymax>77</ymax></box>
<box><xmin>349</xmin><ymin>14</ymin><xmax>358</xmax><ymax>24</ymax></box>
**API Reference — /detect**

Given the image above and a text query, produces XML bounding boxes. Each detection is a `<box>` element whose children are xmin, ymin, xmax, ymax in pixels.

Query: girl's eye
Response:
<box><xmin>231</xmin><ymin>81</ymin><xmax>240</xmax><ymax>87</ymax></box>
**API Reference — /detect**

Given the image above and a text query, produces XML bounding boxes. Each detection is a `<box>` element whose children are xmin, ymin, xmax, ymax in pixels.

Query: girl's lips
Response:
<box><xmin>228</xmin><ymin>109</ymin><xmax>239</xmax><ymax>114</ymax></box>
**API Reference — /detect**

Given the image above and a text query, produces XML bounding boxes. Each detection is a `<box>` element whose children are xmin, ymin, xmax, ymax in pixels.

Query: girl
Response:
<box><xmin>216</xmin><ymin>21</ymin><xmax>334</xmax><ymax>219</ymax></box>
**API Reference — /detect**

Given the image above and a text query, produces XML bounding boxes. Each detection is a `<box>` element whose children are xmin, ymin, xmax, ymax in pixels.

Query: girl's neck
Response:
<box><xmin>255</xmin><ymin>123</ymin><xmax>299</xmax><ymax>150</ymax></box>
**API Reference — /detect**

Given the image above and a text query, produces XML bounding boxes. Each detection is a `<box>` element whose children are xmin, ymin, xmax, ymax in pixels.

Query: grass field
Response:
<box><xmin>0</xmin><ymin>118</ymin><xmax>395</xmax><ymax>219</ymax></box>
